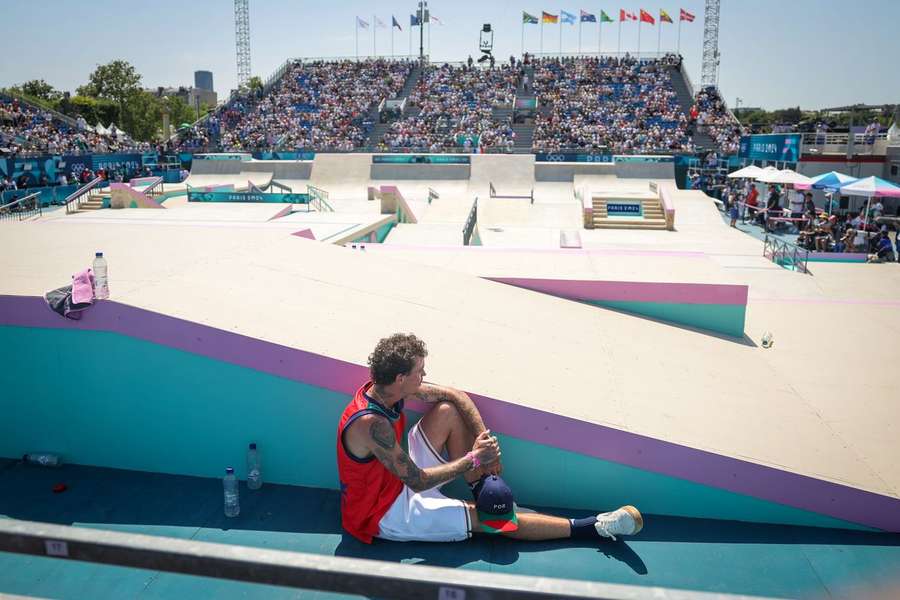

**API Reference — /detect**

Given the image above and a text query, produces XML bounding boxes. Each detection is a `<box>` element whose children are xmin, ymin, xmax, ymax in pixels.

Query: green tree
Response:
<box><xmin>15</xmin><ymin>79</ymin><xmax>61</xmax><ymax>102</ymax></box>
<box><xmin>77</xmin><ymin>60</ymin><xmax>142</xmax><ymax>126</ymax></box>
<box><xmin>248</xmin><ymin>76</ymin><xmax>263</xmax><ymax>96</ymax></box>
<box><xmin>121</xmin><ymin>90</ymin><xmax>162</xmax><ymax>142</ymax></box>
<box><xmin>68</xmin><ymin>95</ymin><xmax>119</xmax><ymax>127</ymax></box>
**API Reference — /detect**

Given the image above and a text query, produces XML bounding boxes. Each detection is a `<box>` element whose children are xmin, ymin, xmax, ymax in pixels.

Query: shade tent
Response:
<box><xmin>794</xmin><ymin>171</ymin><xmax>858</xmax><ymax>192</ymax></box>
<box><xmin>838</xmin><ymin>176</ymin><xmax>900</xmax><ymax>198</ymax></box>
<box><xmin>756</xmin><ymin>169</ymin><xmax>812</xmax><ymax>185</ymax></box>
<box><xmin>839</xmin><ymin>176</ymin><xmax>900</xmax><ymax>226</ymax></box>
<box><xmin>727</xmin><ymin>165</ymin><xmax>764</xmax><ymax>179</ymax></box>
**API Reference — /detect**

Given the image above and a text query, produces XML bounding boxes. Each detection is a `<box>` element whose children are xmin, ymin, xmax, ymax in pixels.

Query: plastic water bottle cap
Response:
<box><xmin>226</xmin><ymin>467</ymin><xmax>234</xmax><ymax>474</ymax></box>
<box><xmin>249</xmin><ymin>443</ymin><xmax>257</xmax><ymax>450</ymax></box>
<box><xmin>95</xmin><ymin>252</ymin><xmax>103</xmax><ymax>257</ymax></box>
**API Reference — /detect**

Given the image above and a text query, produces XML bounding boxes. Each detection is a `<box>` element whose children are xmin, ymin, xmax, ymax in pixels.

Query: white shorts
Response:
<box><xmin>376</xmin><ymin>421</ymin><xmax>472</xmax><ymax>542</ymax></box>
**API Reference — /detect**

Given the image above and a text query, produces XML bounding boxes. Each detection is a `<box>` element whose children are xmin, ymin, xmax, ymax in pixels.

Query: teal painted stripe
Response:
<box><xmin>0</xmin><ymin>326</ymin><xmax>343</xmax><ymax>489</ymax></box>
<box><xmin>0</xmin><ymin>325</ymin><xmax>866</xmax><ymax>530</ymax></box>
<box><xmin>586</xmin><ymin>300</ymin><xmax>746</xmax><ymax>338</ymax></box>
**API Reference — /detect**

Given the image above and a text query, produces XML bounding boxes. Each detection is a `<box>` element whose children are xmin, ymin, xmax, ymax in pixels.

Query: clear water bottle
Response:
<box><xmin>23</xmin><ymin>453</ymin><xmax>61</xmax><ymax>467</ymax></box>
<box><xmin>223</xmin><ymin>467</ymin><xmax>240</xmax><ymax>517</ymax></box>
<box><xmin>247</xmin><ymin>443</ymin><xmax>262</xmax><ymax>490</ymax></box>
<box><xmin>92</xmin><ymin>252</ymin><xmax>109</xmax><ymax>299</ymax></box>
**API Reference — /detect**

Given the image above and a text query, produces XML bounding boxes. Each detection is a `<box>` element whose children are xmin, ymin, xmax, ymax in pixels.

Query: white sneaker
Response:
<box><xmin>594</xmin><ymin>505</ymin><xmax>643</xmax><ymax>541</ymax></box>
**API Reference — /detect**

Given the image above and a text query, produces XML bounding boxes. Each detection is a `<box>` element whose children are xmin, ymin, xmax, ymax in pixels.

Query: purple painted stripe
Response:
<box><xmin>487</xmin><ymin>277</ymin><xmax>749</xmax><ymax>306</ymax></box>
<box><xmin>1</xmin><ymin>294</ymin><xmax>897</xmax><ymax>531</ymax></box>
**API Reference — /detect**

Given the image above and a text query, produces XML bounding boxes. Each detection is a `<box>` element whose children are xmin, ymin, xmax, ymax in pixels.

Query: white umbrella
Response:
<box><xmin>727</xmin><ymin>165</ymin><xmax>764</xmax><ymax>179</ymax></box>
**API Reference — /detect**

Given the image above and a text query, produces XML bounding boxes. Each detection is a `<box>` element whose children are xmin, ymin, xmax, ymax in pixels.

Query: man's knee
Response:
<box><xmin>429</xmin><ymin>400</ymin><xmax>460</xmax><ymax>422</ymax></box>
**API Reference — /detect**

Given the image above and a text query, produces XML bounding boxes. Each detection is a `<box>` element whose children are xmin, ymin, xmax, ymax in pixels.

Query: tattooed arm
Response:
<box><xmin>410</xmin><ymin>382</ymin><xmax>487</xmax><ymax>438</ymax></box>
<box><xmin>363</xmin><ymin>415</ymin><xmax>498</xmax><ymax>493</ymax></box>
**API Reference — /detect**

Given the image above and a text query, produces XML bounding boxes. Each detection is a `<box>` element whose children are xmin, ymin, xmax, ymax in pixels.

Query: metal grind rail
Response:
<box><xmin>64</xmin><ymin>177</ymin><xmax>104</xmax><ymax>214</ymax></box>
<box><xmin>764</xmin><ymin>233</ymin><xmax>809</xmax><ymax>274</ymax></box>
<box><xmin>0</xmin><ymin>519</ymin><xmax>777</xmax><ymax>600</ymax></box>
<box><xmin>0</xmin><ymin>192</ymin><xmax>42</xmax><ymax>222</ymax></box>
<box><xmin>463</xmin><ymin>197</ymin><xmax>478</xmax><ymax>246</ymax></box>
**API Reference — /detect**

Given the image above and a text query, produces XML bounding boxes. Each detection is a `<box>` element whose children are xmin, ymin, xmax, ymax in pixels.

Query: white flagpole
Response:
<box><xmin>638</xmin><ymin>20</ymin><xmax>642</xmax><ymax>57</ymax></box>
<box><xmin>373</xmin><ymin>15</ymin><xmax>376</xmax><ymax>57</ymax></box>
<box><xmin>427</xmin><ymin>18</ymin><xmax>431</xmax><ymax>58</ymax></box>
<box><xmin>678</xmin><ymin>19</ymin><xmax>682</xmax><ymax>54</ymax></box>
<box><xmin>522</xmin><ymin>20</ymin><xmax>525</xmax><ymax>57</ymax></box>
<box><xmin>597</xmin><ymin>20</ymin><xmax>601</xmax><ymax>56</ymax></box>
<box><xmin>559</xmin><ymin>18</ymin><xmax>562</xmax><ymax>54</ymax></box>
<box><xmin>658</xmin><ymin>18</ymin><xmax>662</xmax><ymax>55</ymax></box>
<box><xmin>617</xmin><ymin>19</ymin><xmax>621</xmax><ymax>56</ymax></box>
<box><xmin>541</xmin><ymin>20</ymin><xmax>544</xmax><ymax>55</ymax></box>
<box><xmin>409</xmin><ymin>21</ymin><xmax>413</xmax><ymax>58</ymax></box>
<box><xmin>356</xmin><ymin>19</ymin><xmax>359</xmax><ymax>60</ymax></box>
<box><xmin>578</xmin><ymin>19</ymin><xmax>582</xmax><ymax>54</ymax></box>
<box><xmin>391</xmin><ymin>22</ymin><xmax>395</xmax><ymax>58</ymax></box>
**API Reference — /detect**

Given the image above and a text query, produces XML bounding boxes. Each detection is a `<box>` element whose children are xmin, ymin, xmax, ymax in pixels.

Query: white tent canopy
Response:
<box><xmin>756</xmin><ymin>168</ymin><xmax>812</xmax><ymax>185</ymax></box>
<box><xmin>727</xmin><ymin>165</ymin><xmax>764</xmax><ymax>179</ymax></box>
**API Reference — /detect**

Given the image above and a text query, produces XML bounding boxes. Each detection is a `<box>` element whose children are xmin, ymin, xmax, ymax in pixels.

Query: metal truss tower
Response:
<box><xmin>700</xmin><ymin>0</ymin><xmax>720</xmax><ymax>89</ymax></box>
<box><xmin>234</xmin><ymin>0</ymin><xmax>251</xmax><ymax>88</ymax></box>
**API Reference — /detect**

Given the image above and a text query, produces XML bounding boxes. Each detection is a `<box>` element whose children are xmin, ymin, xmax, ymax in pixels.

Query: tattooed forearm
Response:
<box><xmin>369</xmin><ymin>418</ymin><xmax>471</xmax><ymax>493</ymax></box>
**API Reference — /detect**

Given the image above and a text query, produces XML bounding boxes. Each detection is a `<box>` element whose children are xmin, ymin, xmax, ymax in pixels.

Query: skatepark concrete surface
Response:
<box><xmin>3</xmin><ymin>153</ymin><xmax>899</xmax><ymax>538</ymax></box>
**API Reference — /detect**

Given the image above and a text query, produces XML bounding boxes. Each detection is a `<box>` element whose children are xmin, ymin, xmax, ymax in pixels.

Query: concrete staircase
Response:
<box><xmin>491</xmin><ymin>106</ymin><xmax>533</xmax><ymax>152</ymax></box>
<box><xmin>669</xmin><ymin>66</ymin><xmax>716</xmax><ymax>151</ymax></box>
<box><xmin>364</xmin><ymin>65</ymin><xmax>423</xmax><ymax>147</ymax></box>
<box><xmin>591</xmin><ymin>197</ymin><xmax>667</xmax><ymax>230</ymax></box>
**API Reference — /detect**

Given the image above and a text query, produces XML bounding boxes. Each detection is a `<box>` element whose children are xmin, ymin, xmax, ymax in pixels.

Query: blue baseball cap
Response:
<box><xmin>475</xmin><ymin>476</ymin><xmax>518</xmax><ymax>533</ymax></box>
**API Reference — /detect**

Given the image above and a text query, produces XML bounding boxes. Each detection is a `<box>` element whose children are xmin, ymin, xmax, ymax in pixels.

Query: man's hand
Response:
<box><xmin>472</xmin><ymin>430</ymin><xmax>500</xmax><ymax>467</ymax></box>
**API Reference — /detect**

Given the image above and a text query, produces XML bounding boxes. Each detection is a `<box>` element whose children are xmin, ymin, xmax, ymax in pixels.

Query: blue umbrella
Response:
<box><xmin>806</xmin><ymin>171</ymin><xmax>858</xmax><ymax>191</ymax></box>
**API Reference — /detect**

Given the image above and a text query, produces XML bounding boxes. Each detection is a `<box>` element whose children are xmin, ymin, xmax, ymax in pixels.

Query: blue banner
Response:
<box><xmin>188</xmin><ymin>190</ymin><xmax>309</xmax><ymax>204</ymax></box>
<box><xmin>91</xmin><ymin>153</ymin><xmax>144</xmax><ymax>173</ymax></box>
<box><xmin>373</xmin><ymin>155</ymin><xmax>471</xmax><ymax>164</ymax></box>
<box><xmin>607</xmin><ymin>202</ymin><xmax>642</xmax><ymax>216</ymax></box>
<box><xmin>252</xmin><ymin>151</ymin><xmax>316</xmax><ymax>161</ymax></box>
<box><xmin>612</xmin><ymin>155</ymin><xmax>675</xmax><ymax>163</ymax></box>
<box><xmin>738</xmin><ymin>134</ymin><xmax>801</xmax><ymax>163</ymax></box>
<box><xmin>535</xmin><ymin>153</ymin><xmax>613</xmax><ymax>163</ymax></box>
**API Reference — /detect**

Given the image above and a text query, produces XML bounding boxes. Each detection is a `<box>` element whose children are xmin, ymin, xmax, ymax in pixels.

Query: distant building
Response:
<box><xmin>194</xmin><ymin>71</ymin><xmax>214</xmax><ymax>92</ymax></box>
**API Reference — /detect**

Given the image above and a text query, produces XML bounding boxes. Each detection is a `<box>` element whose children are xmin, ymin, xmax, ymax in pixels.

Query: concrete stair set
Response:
<box><xmin>592</xmin><ymin>196</ymin><xmax>667</xmax><ymax>230</ymax></box>
<box><xmin>668</xmin><ymin>66</ymin><xmax>717</xmax><ymax>151</ymax></box>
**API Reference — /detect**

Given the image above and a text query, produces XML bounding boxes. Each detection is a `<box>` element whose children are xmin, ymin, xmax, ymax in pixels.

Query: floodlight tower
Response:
<box><xmin>700</xmin><ymin>0</ymin><xmax>720</xmax><ymax>89</ymax></box>
<box><xmin>234</xmin><ymin>0</ymin><xmax>252</xmax><ymax>88</ymax></box>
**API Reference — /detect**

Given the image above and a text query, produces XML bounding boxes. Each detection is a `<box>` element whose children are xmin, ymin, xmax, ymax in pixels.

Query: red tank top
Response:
<box><xmin>336</xmin><ymin>381</ymin><xmax>406</xmax><ymax>543</ymax></box>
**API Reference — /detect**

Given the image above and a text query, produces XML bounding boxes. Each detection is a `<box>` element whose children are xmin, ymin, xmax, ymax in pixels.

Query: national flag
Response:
<box><xmin>579</xmin><ymin>10</ymin><xmax>596</xmax><ymax>22</ymax></box>
<box><xmin>561</xmin><ymin>10</ymin><xmax>577</xmax><ymax>24</ymax></box>
<box><xmin>356</xmin><ymin>17</ymin><xmax>369</xmax><ymax>29</ymax></box>
<box><xmin>542</xmin><ymin>11</ymin><xmax>559</xmax><ymax>23</ymax></box>
<box><xmin>619</xmin><ymin>9</ymin><xmax>637</xmax><ymax>21</ymax></box>
<box><xmin>523</xmin><ymin>11</ymin><xmax>539</xmax><ymax>24</ymax></box>
<box><xmin>375</xmin><ymin>16</ymin><xmax>386</xmax><ymax>28</ymax></box>
<box><xmin>639</xmin><ymin>9</ymin><xmax>655</xmax><ymax>24</ymax></box>
<box><xmin>680</xmin><ymin>8</ymin><xmax>695</xmax><ymax>22</ymax></box>
<box><xmin>392</xmin><ymin>16</ymin><xmax>402</xmax><ymax>30</ymax></box>
<box><xmin>430</xmin><ymin>15</ymin><xmax>443</xmax><ymax>25</ymax></box>
<box><xmin>600</xmin><ymin>10</ymin><xmax>613</xmax><ymax>23</ymax></box>
<box><xmin>410</xmin><ymin>14</ymin><xmax>420</xmax><ymax>26</ymax></box>
<box><xmin>660</xmin><ymin>9</ymin><xmax>673</xmax><ymax>23</ymax></box>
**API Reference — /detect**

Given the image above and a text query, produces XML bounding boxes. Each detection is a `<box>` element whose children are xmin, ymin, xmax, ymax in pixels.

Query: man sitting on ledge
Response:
<box><xmin>337</xmin><ymin>333</ymin><xmax>643</xmax><ymax>544</ymax></box>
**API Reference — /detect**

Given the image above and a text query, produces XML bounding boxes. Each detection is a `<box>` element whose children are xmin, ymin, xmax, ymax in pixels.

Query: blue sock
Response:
<box><xmin>569</xmin><ymin>516</ymin><xmax>599</xmax><ymax>539</ymax></box>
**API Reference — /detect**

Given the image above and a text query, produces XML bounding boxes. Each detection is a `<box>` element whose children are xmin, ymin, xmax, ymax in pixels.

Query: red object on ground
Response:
<box><xmin>52</xmin><ymin>483</ymin><xmax>68</xmax><ymax>493</ymax></box>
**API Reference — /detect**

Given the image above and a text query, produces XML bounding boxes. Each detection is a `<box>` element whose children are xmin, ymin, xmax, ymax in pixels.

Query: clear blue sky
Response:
<box><xmin>1</xmin><ymin>0</ymin><xmax>897</xmax><ymax>111</ymax></box>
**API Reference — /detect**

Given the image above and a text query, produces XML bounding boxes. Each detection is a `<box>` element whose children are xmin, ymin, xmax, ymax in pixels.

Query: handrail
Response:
<box><xmin>0</xmin><ymin>518</ymin><xmax>765</xmax><ymax>600</ymax></box>
<box><xmin>65</xmin><ymin>177</ymin><xmax>103</xmax><ymax>214</ymax></box>
<box><xmin>463</xmin><ymin>197</ymin><xmax>478</xmax><ymax>245</ymax></box>
<box><xmin>307</xmin><ymin>185</ymin><xmax>333</xmax><ymax>212</ymax></box>
<box><xmin>143</xmin><ymin>177</ymin><xmax>164</xmax><ymax>197</ymax></box>
<box><xmin>763</xmin><ymin>233</ymin><xmax>809</xmax><ymax>274</ymax></box>
<box><xmin>0</xmin><ymin>191</ymin><xmax>42</xmax><ymax>221</ymax></box>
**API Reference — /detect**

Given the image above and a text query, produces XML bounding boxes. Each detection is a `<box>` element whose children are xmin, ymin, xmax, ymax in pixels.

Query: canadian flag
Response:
<box><xmin>619</xmin><ymin>9</ymin><xmax>637</xmax><ymax>21</ymax></box>
<box><xmin>639</xmin><ymin>9</ymin><xmax>655</xmax><ymax>24</ymax></box>
<box><xmin>680</xmin><ymin>9</ymin><xmax>695</xmax><ymax>22</ymax></box>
